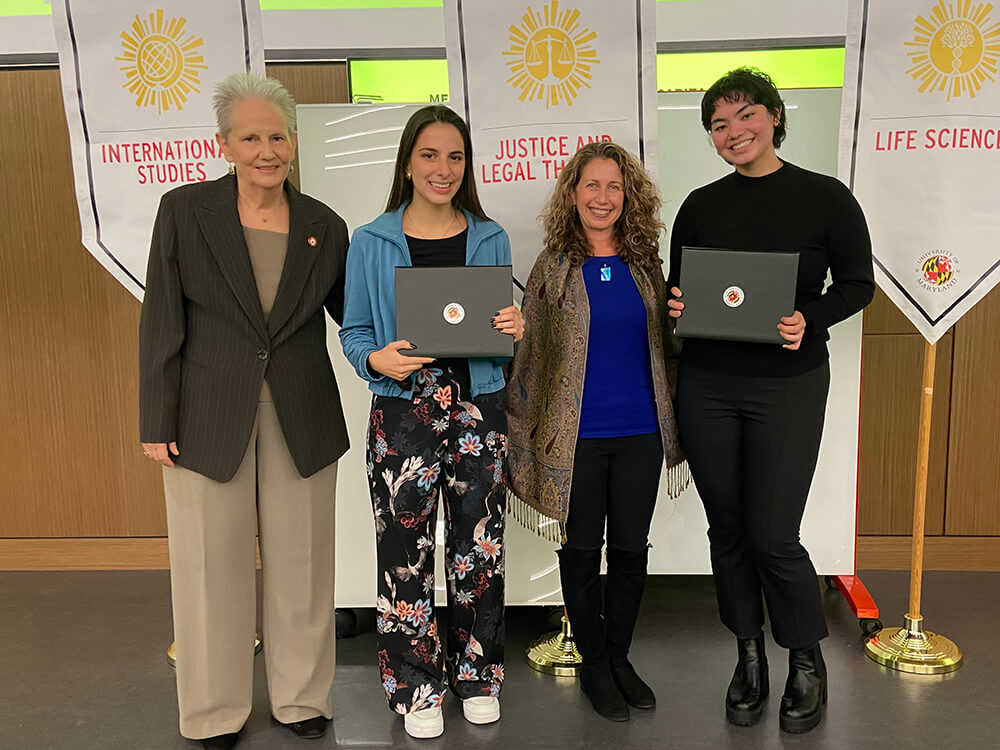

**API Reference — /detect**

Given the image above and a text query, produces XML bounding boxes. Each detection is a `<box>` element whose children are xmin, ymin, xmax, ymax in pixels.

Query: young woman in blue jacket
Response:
<box><xmin>339</xmin><ymin>105</ymin><xmax>522</xmax><ymax>739</ymax></box>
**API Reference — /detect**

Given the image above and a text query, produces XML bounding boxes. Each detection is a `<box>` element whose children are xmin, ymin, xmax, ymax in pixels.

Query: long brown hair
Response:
<box><xmin>541</xmin><ymin>142</ymin><xmax>663</xmax><ymax>269</ymax></box>
<box><xmin>385</xmin><ymin>105</ymin><xmax>488</xmax><ymax>220</ymax></box>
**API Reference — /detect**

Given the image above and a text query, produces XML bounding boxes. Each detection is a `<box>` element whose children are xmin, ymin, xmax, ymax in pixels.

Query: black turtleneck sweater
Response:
<box><xmin>667</xmin><ymin>161</ymin><xmax>875</xmax><ymax>376</ymax></box>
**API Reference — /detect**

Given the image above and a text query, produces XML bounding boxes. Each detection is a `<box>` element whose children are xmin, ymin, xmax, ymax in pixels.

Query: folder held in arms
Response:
<box><xmin>674</xmin><ymin>247</ymin><xmax>799</xmax><ymax>345</ymax></box>
<box><xmin>395</xmin><ymin>265</ymin><xmax>514</xmax><ymax>358</ymax></box>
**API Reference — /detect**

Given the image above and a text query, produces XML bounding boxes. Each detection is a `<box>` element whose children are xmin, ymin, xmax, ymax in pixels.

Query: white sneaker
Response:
<box><xmin>404</xmin><ymin>706</ymin><xmax>444</xmax><ymax>739</ymax></box>
<box><xmin>462</xmin><ymin>696</ymin><xmax>500</xmax><ymax>725</ymax></box>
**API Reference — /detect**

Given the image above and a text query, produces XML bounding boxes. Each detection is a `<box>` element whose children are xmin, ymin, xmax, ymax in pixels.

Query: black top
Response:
<box><xmin>404</xmin><ymin>228</ymin><xmax>469</xmax><ymax>378</ymax></box>
<box><xmin>406</xmin><ymin>228</ymin><xmax>468</xmax><ymax>268</ymax></box>
<box><xmin>668</xmin><ymin>162</ymin><xmax>875</xmax><ymax>376</ymax></box>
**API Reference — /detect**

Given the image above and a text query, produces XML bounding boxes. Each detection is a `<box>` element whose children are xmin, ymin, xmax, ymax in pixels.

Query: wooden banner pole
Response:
<box><xmin>906</xmin><ymin>340</ymin><xmax>936</xmax><ymax>619</ymax></box>
<box><xmin>865</xmin><ymin>338</ymin><xmax>962</xmax><ymax>674</ymax></box>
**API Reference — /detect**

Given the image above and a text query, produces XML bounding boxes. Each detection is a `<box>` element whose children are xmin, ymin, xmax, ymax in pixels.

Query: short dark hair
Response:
<box><xmin>385</xmin><ymin>105</ymin><xmax>488</xmax><ymax>220</ymax></box>
<box><xmin>700</xmin><ymin>67</ymin><xmax>787</xmax><ymax>148</ymax></box>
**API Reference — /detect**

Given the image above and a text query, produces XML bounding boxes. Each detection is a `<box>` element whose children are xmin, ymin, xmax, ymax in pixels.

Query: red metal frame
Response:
<box><xmin>830</xmin><ymin>574</ymin><xmax>879</xmax><ymax>620</ymax></box>
<box><xmin>836</xmin><ymin>322</ymin><xmax>879</xmax><ymax>623</ymax></box>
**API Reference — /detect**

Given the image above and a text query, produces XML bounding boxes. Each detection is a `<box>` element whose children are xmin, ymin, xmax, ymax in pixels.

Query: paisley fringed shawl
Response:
<box><xmin>505</xmin><ymin>251</ymin><xmax>689</xmax><ymax>542</ymax></box>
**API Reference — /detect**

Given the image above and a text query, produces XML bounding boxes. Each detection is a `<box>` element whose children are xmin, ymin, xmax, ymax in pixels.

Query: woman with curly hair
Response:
<box><xmin>507</xmin><ymin>142</ymin><xmax>686</xmax><ymax>722</ymax></box>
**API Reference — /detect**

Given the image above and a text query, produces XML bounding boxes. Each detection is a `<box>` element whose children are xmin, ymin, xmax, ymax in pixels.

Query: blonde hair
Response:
<box><xmin>541</xmin><ymin>142</ymin><xmax>664</xmax><ymax>269</ymax></box>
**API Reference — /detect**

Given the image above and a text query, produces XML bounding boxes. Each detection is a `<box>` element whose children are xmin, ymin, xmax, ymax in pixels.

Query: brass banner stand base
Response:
<box><xmin>865</xmin><ymin>615</ymin><xmax>963</xmax><ymax>675</ymax></box>
<box><xmin>526</xmin><ymin>615</ymin><xmax>582</xmax><ymax>677</ymax></box>
<box><xmin>167</xmin><ymin>635</ymin><xmax>263</xmax><ymax>667</ymax></box>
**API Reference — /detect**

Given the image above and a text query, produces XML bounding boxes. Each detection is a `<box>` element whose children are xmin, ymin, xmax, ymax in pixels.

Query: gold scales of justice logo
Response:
<box><xmin>904</xmin><ymin>0</ymin><xmax>1000</xmax><ymax>100</ymax></box>
<box><xmin>115</xmin><ymin>9</ymin><xmax>207</xmax><ymax>114</ymax></box>
<box><xmin>503</xmin><ymin>1</ymin><xmax>601</xmax><ymax>108</ymax></box>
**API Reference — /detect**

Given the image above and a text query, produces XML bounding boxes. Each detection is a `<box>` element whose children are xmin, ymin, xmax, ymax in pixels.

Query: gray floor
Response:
<box><xmin>0</xmin><ymin>569</ymin><xmax>996</xmax><ymax>749</ymax></box>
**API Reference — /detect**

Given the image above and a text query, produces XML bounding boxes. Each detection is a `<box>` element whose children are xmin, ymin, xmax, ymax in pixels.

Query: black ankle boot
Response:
<box><xmin>605</xmin><ymin>548</ymin><xmax>655</xmax><ymax>709</ymax></box>
<box><xmin>557</xmin><ymin>548</ymin><xmax>629</xmax><ymax>722</ymax></box>
<box><xmin>725</xmin><ymin>632</ymin><xmax>769</xmax><ymax>726</ymax></box>
<box><xmin>201</xmin><ymin>731</ymin><xmax>240</xmax><ymax>750</ymax></box>
<box><xmin>779</xmin><ymin>643</ymin><xmax>827</xmax><ymax>733</ymax></box>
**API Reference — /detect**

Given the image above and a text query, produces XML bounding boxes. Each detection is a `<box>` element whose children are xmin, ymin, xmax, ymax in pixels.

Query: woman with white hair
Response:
<box><xmin>139</xmin><ymin>72</ymin><xmax>349</xmax><ymax>749</ymax></box>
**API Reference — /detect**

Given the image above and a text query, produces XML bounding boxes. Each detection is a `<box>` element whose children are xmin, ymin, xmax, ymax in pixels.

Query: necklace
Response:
<box><xmin>404</xmin><ymin>207</ymin><xmax>462</xmax><ymax>239</ymax></box>
<box><xmin>239</xmin><ymin>193</ymin><xmax>286</xmax><ymax>224</ymax></box>
<box><xmin>590</xmin><ymin>249</ymin><xmax>616</xmax><ymax>282</ymax></box>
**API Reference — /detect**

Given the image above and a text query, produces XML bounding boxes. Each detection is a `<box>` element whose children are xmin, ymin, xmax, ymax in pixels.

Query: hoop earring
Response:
<box><xmin>227</xmin><ymin>162</ymin><xmax>235</xmax><ymax>175</ymax></box>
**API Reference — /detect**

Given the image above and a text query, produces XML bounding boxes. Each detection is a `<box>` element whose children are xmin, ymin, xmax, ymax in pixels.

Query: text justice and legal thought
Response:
<box><xmin>482</xmin><ymin>133</ymin><xmax>613</xmax><ymax>184</ymax></box>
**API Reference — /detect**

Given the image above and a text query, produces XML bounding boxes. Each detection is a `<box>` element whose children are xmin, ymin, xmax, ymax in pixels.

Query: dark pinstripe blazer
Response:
<box><xmin>139</xmin><ymin>174</ymin><xmax>349</xmax><ymax>481</ymax></box>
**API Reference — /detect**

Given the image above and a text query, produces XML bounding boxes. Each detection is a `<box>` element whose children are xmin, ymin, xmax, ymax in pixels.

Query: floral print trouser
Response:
<box><xmin>367</xmin><ymin>365</ymin><xmax>506</xmax><ymax>714</ymax></box>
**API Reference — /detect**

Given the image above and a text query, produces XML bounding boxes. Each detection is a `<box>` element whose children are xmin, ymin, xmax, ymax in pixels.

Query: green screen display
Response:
<box><xmin>0</xmin><ymin>0</ymin><xmax>696</xmax><ymax>14</ymax></box>
<box><xmin>261</xmin><ymin>0</ymin><xmax>696</xmax><ymax>6</ymax></box>
<box><xmin>656</xmin><ymin>48</ymin><xmax>847</xmax><ymax>91</ymax></box>
<box><xmin>348</xmin><ymin>49</ymin><xmax>846</xmax><ymax>103</ymax></box>
<box><xmin>0</xmin><ymin>1</ymin><xmax>445</xmax><ymax>14</ymax></box>
<box><xmin>349</xmin><ymin>59</ymin><xmax>450</xmax><ymax>104</ymax></box>
<box><xmin>0</xmin><ymin>0</ymin><xmax>51</xmax><ymax>16</ymax></box>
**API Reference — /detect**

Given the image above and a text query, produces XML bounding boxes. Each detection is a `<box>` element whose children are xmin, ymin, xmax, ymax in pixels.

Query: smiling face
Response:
<box><xmin>709</xmin><ymin>96</ymin><xmax>782</xmax><ymax>177</ymax></box>
<box><xmin>407</xmin><ymin>121</ymin><xmax>466</xmax><ymax>210</ymax></box>
<box><xmin>573</xmin><ymin>157</ymin><xmax>624</xmax><ymax>242</ymax></box>
<box><xmin>217</xmin><ymin>97</ymin><xmax>296</xmax><ymax>192</ymax></box>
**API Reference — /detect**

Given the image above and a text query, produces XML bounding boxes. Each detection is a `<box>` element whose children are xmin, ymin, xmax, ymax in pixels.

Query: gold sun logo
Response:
<box><xmin>905</xmin><ymin>1</ymin><xmax>1000</xmax><ymax>100</ymax></box>
<box><xmin>116</xmin><ymin>9</ymin><xmax>206</xmax><ymax>114</ymax></box>
<box><xmin>503</xmin><ymin>1</ymin><xmax>600</xmax><ymax>108</ymax></box>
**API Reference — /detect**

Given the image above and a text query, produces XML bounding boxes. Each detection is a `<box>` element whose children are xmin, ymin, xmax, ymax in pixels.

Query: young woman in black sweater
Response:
<box><xmin>667</xmin><ymin>68</ymin><xmax>874</xmax><ymax>734</ymax></box>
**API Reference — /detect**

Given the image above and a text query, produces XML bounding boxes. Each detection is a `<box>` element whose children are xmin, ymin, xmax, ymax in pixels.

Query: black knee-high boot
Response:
<box><xmin>725</xmin><ymin>632</ymin><xmax>769</xmax><ymax>726</ymax></box>
<box><xmin>779</xmin><ymin>643</ymin><xmax>827</xmax><ymax>733</ymax></box>
<box><xmin>557</xmin><ymin>547</ymin><xmax>629</xmax><ymax>722</ymax></box>
<box><xmin>604</xmin><ymin>548</ymin><xmax>655</xmax><ymax>709</ymax></box>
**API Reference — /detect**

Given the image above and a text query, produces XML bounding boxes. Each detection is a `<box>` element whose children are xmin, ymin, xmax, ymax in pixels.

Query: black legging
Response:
<box><xmin>676</xmin><ymin>360</ymin><xmax>830</xmax><ymax>649</ymax></box>
<box><xmin>564</xmin><ymin>432</ymin><xmax>664</xmax><ymax>553</ymax></box>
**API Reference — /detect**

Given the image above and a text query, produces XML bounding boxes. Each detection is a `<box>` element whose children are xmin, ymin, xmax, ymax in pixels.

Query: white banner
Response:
<box><xmin>444</xmin><ymin>0</ymin><xmax>658</xmax><ymax>290</ymax></box>
<box><xmin>839</xmin><ymin>0</ymin><xmax>1000</xmax><ymax>344</ymax></box>
<box><xmin>52</xmin><ymin>1</ymin><xmax>265</xmax><ymax>300</ymax></box>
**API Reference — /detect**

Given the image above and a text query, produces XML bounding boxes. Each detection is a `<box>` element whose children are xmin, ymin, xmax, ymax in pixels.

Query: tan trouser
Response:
<box><xmin>163</xmin><ymin>402</ymin><xmax>337</xmax><ymax>739</ymax></box>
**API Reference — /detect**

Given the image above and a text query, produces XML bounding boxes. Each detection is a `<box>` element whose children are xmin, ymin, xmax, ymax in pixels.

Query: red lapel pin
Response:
<box><xmin>307</xmin><ymin>235</ymin><xmax>318</xmax><ymax>247</ymax></box>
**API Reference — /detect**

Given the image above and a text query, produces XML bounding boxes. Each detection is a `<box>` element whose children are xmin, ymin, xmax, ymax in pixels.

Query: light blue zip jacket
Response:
<box><xmin>339</xmin><ymin>203</ymin><xmax>512</xmax><ymax>398</ymax></box>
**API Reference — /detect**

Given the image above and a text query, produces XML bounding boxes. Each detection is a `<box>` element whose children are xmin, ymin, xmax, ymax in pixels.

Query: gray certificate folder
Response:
<box><xmin>396</xmin><ymin>265</ymin><xmax>514</xmax><ymax>358</ymax></box>
<box><xmin>674</xmin><ymin>247</ymin><xmax>799</xmax><ymax>345</ymax></box>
